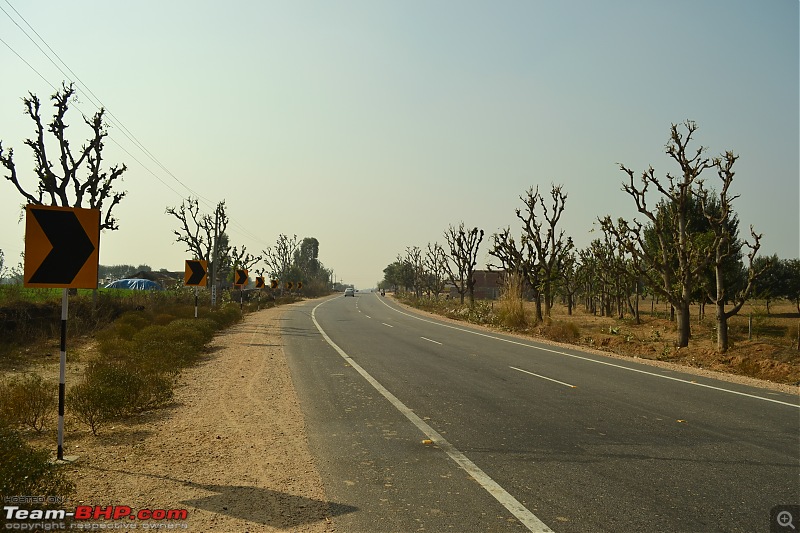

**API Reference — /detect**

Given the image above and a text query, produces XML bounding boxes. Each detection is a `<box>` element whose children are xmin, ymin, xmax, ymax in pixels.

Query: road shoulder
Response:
<box><xmin>66</xmin><ymin>304</ymin><xmax>336</xmax><ymax>532</ymax></box>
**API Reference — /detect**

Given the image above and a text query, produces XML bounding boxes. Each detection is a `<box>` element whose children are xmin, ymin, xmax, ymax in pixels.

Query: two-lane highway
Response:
<box><xmin>282</xmin><ymin>293</ymin><xmax>799</xmax><ymax>532</ymax></box>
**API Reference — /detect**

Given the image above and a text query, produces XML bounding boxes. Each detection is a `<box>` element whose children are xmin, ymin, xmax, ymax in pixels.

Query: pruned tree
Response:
<box><xmin>166</xmin><ymin>198</ymin><xmax>231</xmax><ymax>289</ymax></box>
<box><xmin>699</xmin><ymin>151</ymin><xmax>766</xmax><ymax>352</ymax></box>
<box><xmin>488</xmin><ymin>226</ymin><xmax>543</xmax><ymax>322</ymax></box>
<box><xmin>404</xmin><ymin>246</ymin><xmax>425</xmax><ymax>298</ymax></box>
<box><xmin>488</xmin><ymin>185</ymin><xmax>572</xmax><ymax>320</ymax></box>
<box><xmin>230</xmin><ymin>245</ymin><xmax>263</xmax><ymax>272</ymax></box>
<box><xmin>557</xmin><ymin>250</ymin><xmax>580</xmax><ymax>316</ymax></box>
<box><xmin>166</xmin><ymin>198</ymin><xmax>228</xmax><ymax>260</ymax></box>
<box><xmin>443</xmin><ymin>222</ymin><xmax>484</xmax><ymax>305</ymax></box>
<box><xmin>263</xmin><ymin>234</ymin><xmax>299</xmax><ymax>289</ymax></box>
<box><xmin>516</xmin><ymin>185</ymin><xmax>573</xmax><ymax>316</ymax></box>
<box><xmin>423</xmin><ymin>242</ymin><xmax>448</xmax><ymax>298</ymax></box>
<box><xmin>0</xmin><ymin>82</ymin><xmax>127</xmax><ymax>229</ymax></box>
<box><xmin>600</xmin><ymin>121</ymin><xmax>715</xmax><ymax>347</ymax></box>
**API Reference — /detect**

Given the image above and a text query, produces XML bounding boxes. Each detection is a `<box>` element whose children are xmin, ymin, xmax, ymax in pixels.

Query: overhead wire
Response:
<box><xmin>0</xmin><ymin>1</ymin><xmax>273</xmax><ymax>251</ymax></box>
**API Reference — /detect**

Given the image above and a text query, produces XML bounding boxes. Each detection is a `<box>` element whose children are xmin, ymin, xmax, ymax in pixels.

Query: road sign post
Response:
<box><xmin>24</xmin><ymin>205</ymin><xmax>100</xmax><ymax>461</ymax></box>
<box><xmin>234</xmin><ymin>269</ymin><xmax>248</xmax><ymax>311</ymax></box>
<box><xmin>184</xmin><ymin>260</ymin><xmax>208</xmax><ymax>318</ymax></box>
<box><xmin>255</xmin><ymin>277</ymin><xmax>265</xmax><ymax>310</ymax></box>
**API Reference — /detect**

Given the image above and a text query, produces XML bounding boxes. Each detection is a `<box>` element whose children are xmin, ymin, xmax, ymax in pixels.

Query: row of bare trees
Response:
<box><xmin>0</xmin><ymin>83</ymin><xmax>331</xmax><ymax>297</ymax></box>
<box><xmin>382</xmin><ymin>122</ymin><xmax>782</xmax><ymax>353</ymax></box>
<box><xmin>165</xmin><ymin>199</ymin><xmax>332</xmax><ymax>296</ymax></box>
<box><xmin>381</xmin><ymin>222</ymin><xmax>485</xmax><ymax>305</ymax></box>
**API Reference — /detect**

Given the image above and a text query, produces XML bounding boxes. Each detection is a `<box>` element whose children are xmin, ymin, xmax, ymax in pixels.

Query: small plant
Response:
<box><xmin>0</xmin><ymin>422</ymin><xmax>75</xmax><ymax>504</ymax></box>
<box><xmin>0</xmin><ymin>374</ymin><xmax>54</xmax><ymax>433</ymax></box>
<box><xmin>69</xmin><ymin>361</ymin><xmax>172</xmax><ymax>435</ymax></box>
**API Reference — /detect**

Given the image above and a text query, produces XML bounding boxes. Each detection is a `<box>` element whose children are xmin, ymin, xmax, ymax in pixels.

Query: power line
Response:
<box><xmin>0</xmin><ymin>2</ymin><xmax>273</xmax><ymax>250</ymax></box>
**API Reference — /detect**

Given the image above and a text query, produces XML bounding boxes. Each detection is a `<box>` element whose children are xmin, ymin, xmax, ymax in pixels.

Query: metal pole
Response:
<box><xmin>211</xmin><ymin>207</ymin><xmax>219</xmax><ymax>307</ymax></box>
<box><xmin>194</xmin><ymin>286</ymin><xmax>198</xmax><ymax>318</ymax></box>
<box><xmin>57</xmin><ymin>288</ymin><xmax>68</xmax><ymax>460</ymax></box>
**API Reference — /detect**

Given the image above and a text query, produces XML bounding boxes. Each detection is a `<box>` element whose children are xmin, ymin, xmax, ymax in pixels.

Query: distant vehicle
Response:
<box><xmin>344</xmin><ymin>288</ymin><xmax>355</xmax><ymax>297</ymax></box>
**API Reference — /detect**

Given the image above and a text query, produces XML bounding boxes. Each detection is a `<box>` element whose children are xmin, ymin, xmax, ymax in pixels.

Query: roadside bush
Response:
<box><xmin>542</xmin><ymin>321</ymin><xmax>581</xmax><ymax>343</ymax></box>
<box><xmin>153</xmin><ymin>313</ymin><xmax>177</xmax><ymax>326</ymax></box>
<box><xmin>139</xmin><ymin>318</ymin><xmax>215</xmax><ymax>368</ymax></box>
<box><xmin>206</xmin><ymin>303</ymin><xmax>242</xmax><ymax>329</ymax></box>
<box><xmin>0</xmin><ymin>374</ymin><xmax>54</xmax><ymax>433</ymax></box>
<box><xmin>69</xmin><ymin>361</ymin><xmax>172</xmax><ymax>435</ymax></box>
<box><xmin>0</xmin><ymin>422</ymin><xmax>75</xmax><ymax>509</ymax></box>
<box><xmin>68</xmin><ymin>381</ymin><xmax>108</xmax><ymax>436</ymax></box>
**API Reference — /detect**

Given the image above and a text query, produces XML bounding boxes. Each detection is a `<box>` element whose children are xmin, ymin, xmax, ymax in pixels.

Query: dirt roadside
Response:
<box><xmin>61</xmin><ymin>302</ymin><xmax>336</xmax><ymax>532</ymax></box>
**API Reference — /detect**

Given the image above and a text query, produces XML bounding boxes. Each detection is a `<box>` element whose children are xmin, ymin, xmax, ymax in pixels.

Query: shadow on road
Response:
<box><xmin>81</xmin><ymin>466</ymin><xmax>357</xmax><ymax>528</ymax></box>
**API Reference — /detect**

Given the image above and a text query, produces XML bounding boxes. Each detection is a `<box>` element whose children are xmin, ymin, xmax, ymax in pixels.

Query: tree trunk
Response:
<box><xmin>534</xmin><ymin>294</ymin><xmax>543</xmax><ymax>323</ymax></box>
<box><xmin>716</xmin><ymin>301</ymin><xmax>729</xmax><ymax>353</ymax></box>
<box><xmin>675</xmin><ymin>300</ymin><xmax>690</xmax><ymax>347</ymax></box>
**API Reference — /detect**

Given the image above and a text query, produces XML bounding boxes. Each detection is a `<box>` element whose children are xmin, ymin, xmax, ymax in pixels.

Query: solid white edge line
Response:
<box><xmin>420</xmin><ymin>336</ymin><xmax>443</xmax><ymax>345</ymax></box>
<box><xmin>510</xmin><ymin>366</ymin><xmax>577</xmax><ymax>388</ymax></box>
<box><xmin>374</xmin><ymin>295</ymin><xmax>799</xmax><ymax>409</ymax></box>
<box><xmin>311</xmin><ymin>299</ymin><xmax>553</xmax><ymax>533</ymax></box>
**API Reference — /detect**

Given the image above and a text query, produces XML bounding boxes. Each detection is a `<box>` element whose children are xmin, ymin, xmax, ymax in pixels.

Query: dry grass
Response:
<box><xmin>531</xmin><ymin>299</ymin><xmax>800</xmax><ymax>384</ymax></box>
<box><xmin>400</xmin><ymin>293</ymin><xmax>800</xmax><ymax>385</ymax></box>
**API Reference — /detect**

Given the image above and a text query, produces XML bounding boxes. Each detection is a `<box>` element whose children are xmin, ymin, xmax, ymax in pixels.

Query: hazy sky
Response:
<box><xmin>1</xmin><ymin>1</ymin><xmax>797</xmax><ymax>289</ymax></box>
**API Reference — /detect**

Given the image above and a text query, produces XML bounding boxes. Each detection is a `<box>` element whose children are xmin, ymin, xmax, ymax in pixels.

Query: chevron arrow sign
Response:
<box><xmin>184</xmin><ymin>260</ymin><xmax>208</xmax><ymax>286</ymax></box>
<box><xmin>24</xmin><ymin>205</ymin><xmax>100</xmax><ymax>288</ymax></box>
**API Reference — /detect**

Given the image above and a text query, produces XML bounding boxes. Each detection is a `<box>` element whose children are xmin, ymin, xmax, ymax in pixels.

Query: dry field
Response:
<box><xmin>519</xmin><ymin>298</ymin><xmax>800</xmax><ymax>385</ymax></box>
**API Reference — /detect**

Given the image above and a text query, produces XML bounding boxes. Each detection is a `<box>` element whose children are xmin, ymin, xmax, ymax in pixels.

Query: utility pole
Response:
<box><xmin>211</xmin><ymin>207</ymin><xmax>220</xmax><ymax>307</ymax></box>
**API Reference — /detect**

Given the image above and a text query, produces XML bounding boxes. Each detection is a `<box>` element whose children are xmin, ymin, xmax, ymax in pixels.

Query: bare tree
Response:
<box><xmin>166</xmin><ymin>198</ymin><xmax>224</xmax><ymax>259</ymax></box>
<box><xmin>516</xmin><ymin>184</ymin><xmax>573</xmax><ymax>316</ymax></box>
<box><xmin>404</xmin><ymin>246</ymin><xmax>425</xmax><ymax>298</ymax></box>
<box><xmin>488</xmin><ymin>227</ymin><xmax>543</xmax><ymax>322</ymax></box>
<box><xmin>600</xmin><ymin>121</ymin><xmax>714</xmax><ymax>347</ymax></box>
<box><xmin>423</xmin><ymin>242</ymin><xmax>448</xmax><ymax>298</ymax></box>
<box><xmin>700</xmin><ymin>151</ymin><xmax>766</xmax><ymax>352</ymax></box>
<box><xmin>443</xmin><ymin>223</ymin><xmax>484</xmax><ymax>305</ymax></box>
<box><xmin>0</xmin><ymin>82</ymin><xmax>127</xmax><ymax>229</ymax></box>
<box><xmin>230</xmin><ymin>245</ymin><xmax>263</xmax><ymax>272</ymax></box>
<box><xmin>166</xmin><ymin>198</ymin><xmax>230</xmax><ymax>291</ymax></box>
<box><xmin>263</xmin><ymin>234</ymin><xmax>299</xmax><ymax>288</ymax></box>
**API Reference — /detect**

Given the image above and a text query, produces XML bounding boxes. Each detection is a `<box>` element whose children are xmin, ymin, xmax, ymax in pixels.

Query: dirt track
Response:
<box><xmin>65</xmin><ymin>303</ymin><xmax>335</xmax><ymax>532</ymax></box>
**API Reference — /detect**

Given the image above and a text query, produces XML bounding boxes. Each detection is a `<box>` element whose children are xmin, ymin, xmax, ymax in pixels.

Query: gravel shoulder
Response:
<box><xmin>64</xmin><ymin>303</ymin><xmax>336</xmax><ymax>532</ymax></box>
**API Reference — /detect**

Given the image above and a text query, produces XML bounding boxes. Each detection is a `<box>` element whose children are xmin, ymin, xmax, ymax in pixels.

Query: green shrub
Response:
<box><xmin>0</xmin><ymin>422</ymin><xmax>75</xmax><ymax>507</ymax></box>
<box><xmin>0</xmin><ymin>375</ymin><xmax>55</xmax><ymax>433</ymax></box>
<box><xmin>130</xmin><ymin>317</ymin><xmax>215</xmax><ymax>373</ymax></box>
<box><xmin>206</xmin><ymin>304</ymin><xmax>242</xmax><ymax>329</ymax></box>
<box><xmin>69</xmin><ymin>362</ymin><xmax>172</xmax><ymax>435</ymax></box>
<box><xmin>68</xmin><ymin>381</ymin><xmax>109</xmax><ymax>436</ymax></box>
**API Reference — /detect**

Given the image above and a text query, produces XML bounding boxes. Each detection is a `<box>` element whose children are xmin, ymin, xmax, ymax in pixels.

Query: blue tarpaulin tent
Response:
<box><xmin>104</xmin><ymin>279</ymin><xmax>163</xmax><ymax>290</ymax></box>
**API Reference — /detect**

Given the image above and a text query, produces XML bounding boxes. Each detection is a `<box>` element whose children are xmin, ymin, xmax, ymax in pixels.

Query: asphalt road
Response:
<box><xmin>282</xmin><ymin>293</ymin><xmax>800</xmax><ymax>533</ymax></box>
